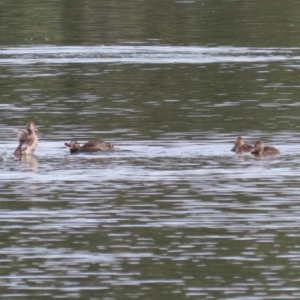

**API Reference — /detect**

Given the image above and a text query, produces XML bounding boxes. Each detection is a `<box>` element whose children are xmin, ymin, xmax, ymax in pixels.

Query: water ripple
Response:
<box><xmin>0</xmin><ymin>45</ymin><xmax>298</xmax><ymax>64</ymax></box>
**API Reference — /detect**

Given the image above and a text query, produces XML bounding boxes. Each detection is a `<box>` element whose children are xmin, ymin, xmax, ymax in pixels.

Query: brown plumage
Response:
<box><xmin>250</xmin><ymin>141</ymin><xmax>280</xmax><ymax>157</ymax></box>
<box><xmin>64</xmin><ymin>140</ymin><xmax>121</xmax><ymax>153</ymax></box>
<box><xmin>14</xmin><ymin>121</ymin><xmax>38</xmax><ymax>155</ymax></box>
<box><xmin>231</xmin><ymin>136</ymin><xmax>253</xmax><ymax>154</ymax></box>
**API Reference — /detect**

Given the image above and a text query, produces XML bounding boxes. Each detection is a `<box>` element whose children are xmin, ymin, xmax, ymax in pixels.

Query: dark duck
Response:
<box><xmin>250</xmin><ymin>141</ymin><xmax>280</xmax><ymax>157</ymax></box>
<box><xmin>64</xmin><ymin>140</ymin><xmax>121</xmax><ymax>153</ymax></box>
<box><xmin>231</xmin><ymin>136</ymin><xmax>253</xmax><ymax>154</ymax></box>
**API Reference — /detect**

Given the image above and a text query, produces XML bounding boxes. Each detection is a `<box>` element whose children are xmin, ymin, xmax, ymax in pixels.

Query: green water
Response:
<box><xmin>1</xmin><ymin>1</ymin><xmax>300</xmax><ymax>299</ymax></box>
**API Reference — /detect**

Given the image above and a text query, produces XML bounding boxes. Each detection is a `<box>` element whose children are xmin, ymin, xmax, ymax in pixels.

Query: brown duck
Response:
<box><xmin>231</xmin><ymin>136</ymin><xmax>253</xmax><ymax>154</ymax></box>
<box><xmin>250</xmin><ymin>140</ymin><xmax>280</xmax><ymax>157</ymax></box>
<box><xmin>14</xmin><ymin>121</ymin><xmax>38</xmax><ymax>155</ymax></box>
<box><xmin>64</xmin><ymin>140</ymin><xmax>121</xmax><ymax>153</ymax></box>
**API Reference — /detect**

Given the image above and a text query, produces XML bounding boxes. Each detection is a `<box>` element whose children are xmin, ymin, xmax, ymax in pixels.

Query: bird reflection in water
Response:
<box><xmin>15</xmin><ymin>154</ymin><xmax>38</xmax><ymax>173</ymax></box>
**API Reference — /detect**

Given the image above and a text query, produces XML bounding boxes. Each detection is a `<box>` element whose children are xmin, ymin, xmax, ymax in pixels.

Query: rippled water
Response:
<box><xmin>0</xmin><ymin>45</ymin><xmax>298</xmax><ymax>64</ymax></box>
<box><xmin>2</xmin><ymin>4</ymin><xmax>300</xmax><ymax>298</ymax></box>
<box><xmin>2</xmin><ymin>136</ymin><xmax>300</xmax><ymax>298</ymax></box>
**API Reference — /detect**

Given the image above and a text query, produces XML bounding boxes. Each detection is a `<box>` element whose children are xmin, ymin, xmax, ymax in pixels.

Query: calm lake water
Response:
<box><xmin>1</xmin><ymin>1</ymin><xmax>300</xmax><ymax>299</ymax></box>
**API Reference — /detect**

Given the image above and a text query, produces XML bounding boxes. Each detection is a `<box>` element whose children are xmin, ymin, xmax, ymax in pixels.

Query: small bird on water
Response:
<box><xmin>64</xmin><ymin>140</ymin><xmax>121</xmax><ymax>153</ymax></box>
<box><xmin>14</xmin><ymin>121</ymin><xmax>38</xmax><ymax>155</ymax></box>
<box><xmin>250</xmin><ymin>140</ymin><xmax>280</xmax><ymax>157</ymax></box>
<box><xmin>231</xmin><ymin>136</ymin><xmax>254</xmax><ymax>154</ymax></box>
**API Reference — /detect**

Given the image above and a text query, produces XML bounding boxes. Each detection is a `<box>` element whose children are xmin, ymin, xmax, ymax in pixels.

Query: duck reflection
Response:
<box><xmin>64</xmin><ymin>152</ymin><xmax>111</xmax><ymax>164</ymax></box>
<box><xmin>15</xmin><ymin>154</ymin><xmax>38</xmax><ymax>172</ymax></box>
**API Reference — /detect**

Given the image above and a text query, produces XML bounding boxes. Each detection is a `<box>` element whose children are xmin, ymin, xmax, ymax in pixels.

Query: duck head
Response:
<box><xmin>250</xmin><ymin>140</ymin><xmax>263</xmax><ymax>155</ymax></box>
<box><xmin>64</xmin><ymin>141</ymin><xmax>81</xmax><ymax>153</ymax></box>
<box><xmin>231</xmin><ymin>136</ymin><xmax>244</xmax><ymax>152</ymax></box>
<box><xmin>26</xmin><ymin>121</ymin><xmax>37</xmax><ymax>134</ymax></box>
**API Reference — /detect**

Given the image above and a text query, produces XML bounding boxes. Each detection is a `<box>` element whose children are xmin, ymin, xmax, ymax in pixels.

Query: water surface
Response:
<box><xmin>1</xmin><ymin>1</ymin><xmax>300</xmax><ymax>299</ymax></box>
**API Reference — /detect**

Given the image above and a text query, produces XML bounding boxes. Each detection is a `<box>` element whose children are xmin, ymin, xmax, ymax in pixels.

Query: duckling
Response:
<box><xmin>64</xmin><ymin>140</ymin><xmax>121</xmax><ymax>153</ymax></box>
<box><xmin>250</xmin><ymin>140</ymin><xmax>280</xmax><ymax>157</ymax></box>
<box><xmin>14</xmin><ymin>121</ymin><xmax>38</xmax><ymax>155</ymax></box>
<box><xmin>231</xmin><ymin>136</ymin><xmax>253</xmax><ymax>154</ymax></box>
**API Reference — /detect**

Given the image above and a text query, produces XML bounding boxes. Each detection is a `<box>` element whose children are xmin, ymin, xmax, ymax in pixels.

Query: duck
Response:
<box><xmin>231</xmin><ymin>136</ymin><xmax>253</xmax><ymax>154</ymax></box>
<box><xmin>14</xmin><ymin>121</ymin><xmax>38</xmax><ymax>155</ymax></box>
<box><xmin>64</xmin><ymin>140</ymin><xmax>121</xmax><ymax>153</ymax></box>
<box><xmin>250</xmin><ymin>140</ymin><xmax>280</xmax><ymax>157</ymax></box>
